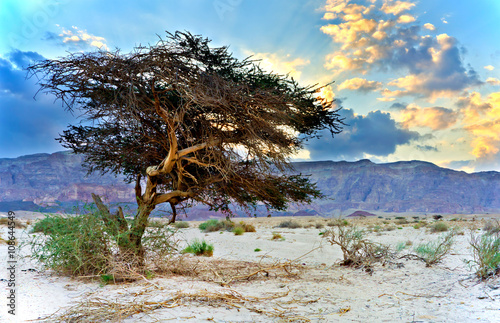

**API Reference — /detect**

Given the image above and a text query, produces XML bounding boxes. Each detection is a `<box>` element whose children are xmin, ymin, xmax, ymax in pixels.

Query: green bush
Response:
<box><xmin>182</xmin><ymin>239</ymin><xmax>214</xmax><ymax>256</ymax></box>
<box><xmin>465</xmin><ymin>233</ymin><xmax>500</xmax><ymax>279</ymax></box>
<box><xmin>31</xmin><ymin>215</ymin><xmax>81</xmax><ymax>235</ymax></box>
<box><xmin>277</xmin><ymin>220</ymin><xmax>302</xmax><ymax>229</ymax></box>
<box><xmin>174</xmin><ymin>221</ymin><xmax>190</xmax><ymax>229</ymax></box>
<box><xmin>254</xmin><ymin>248</ymin><xmax>261</xmax><ymax>252</ymax></box>
<box><xmin>30</xmin><ymin>212</ymin><xmax>113</xmax><ymax>276</ymax></box>
<box><xmin>430</xmin><ymin>222</ymin><xmax>448</xmax><ymax>233</ymax></box>
<box><xmin>233</xmin><ymin>226</ymin><xmax>245</xmax><ymax>235</ymax></box>
<box><xmin>198</xmin><ymin>219</ymin><xmax>234</xmax><ymax>232</ymax></box>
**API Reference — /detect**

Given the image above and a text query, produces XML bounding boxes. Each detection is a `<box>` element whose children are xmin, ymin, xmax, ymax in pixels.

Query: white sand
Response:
<box><xmin>1</xmin><ymin>215</ymin><xmax>499</xmax><ymax>322</ymax></box>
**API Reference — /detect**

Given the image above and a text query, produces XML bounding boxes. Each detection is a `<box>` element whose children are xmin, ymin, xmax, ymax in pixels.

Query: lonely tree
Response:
<box><xmin>29</xmin><ymin>31</ymin><xmax>343</xmax><ymax>260</ymax></box>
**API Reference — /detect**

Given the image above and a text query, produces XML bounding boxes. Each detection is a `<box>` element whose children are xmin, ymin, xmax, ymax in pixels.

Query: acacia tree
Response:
<box><xmin>29</xmin><ymin>31</ymin><xmax>343</xmax><ymax>261</ymax></box>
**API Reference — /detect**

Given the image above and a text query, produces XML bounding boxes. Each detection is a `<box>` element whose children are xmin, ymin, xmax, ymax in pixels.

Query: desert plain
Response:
<box><xmin>1</xmin><ymin>212</ymin><xmax>499</xmax><ymax>322</ymax></box>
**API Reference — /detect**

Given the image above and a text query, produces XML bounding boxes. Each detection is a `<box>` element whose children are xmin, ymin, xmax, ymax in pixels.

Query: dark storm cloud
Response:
<box><xmin>305</xmin><ymin>108</ymin><xmax>420</xmax><ymax>161</ymax></box>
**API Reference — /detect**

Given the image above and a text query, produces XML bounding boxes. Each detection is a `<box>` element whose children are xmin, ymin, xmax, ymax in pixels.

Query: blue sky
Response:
<box><xmin>1</xmin><ymin>0</ymin><xmax>500</xmax><ymax>173</ymax></box>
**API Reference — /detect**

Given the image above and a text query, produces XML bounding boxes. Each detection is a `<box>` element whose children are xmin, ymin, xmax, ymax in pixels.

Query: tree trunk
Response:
<box><xmin>167</xmin><ymin>202</ymin><xmax>177</xmax><ymax>224</ymax></box>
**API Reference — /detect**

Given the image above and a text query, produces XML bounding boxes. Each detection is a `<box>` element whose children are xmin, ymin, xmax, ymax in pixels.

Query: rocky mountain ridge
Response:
<box><xmin>1</xmin><ymin>151</ymin><xmax>499</xmax><ymax>214</ymax></box>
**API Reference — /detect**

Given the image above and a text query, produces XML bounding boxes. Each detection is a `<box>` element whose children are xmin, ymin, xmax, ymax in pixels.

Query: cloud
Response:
<box><xmin>456</xmin><ymin>91</ymin><xmax>500</xmax><ymax>160</ymax></box>
<box><xmin>415</xmin><ymin>145</ymin><xmax>438</xmax><ymax>152</ymax></box>
<box><xmin>424</xmin><ymin>23</ymin><xmax>435</xmax><ymax>31</ymax></box>
<box><xmin>381</xmin><ymin>1</ymin><xmax>415</xmax><ymax>15</ymax></box>
<box><xmin>305</xmin><ymin>108</ymin><xmax>420</xmax><ymax>160</ymax></box>
<box><xmin>245</xmin><ymin>51</ymin><xmax>310</xmax><ymax>80</ymax></box>
<box><xmin>399</xmin><ymin>104</ymin><xmax>458</xmax><ymax>130</ymax></box>
<box><xmin>484</xmin><ymin>65</ymin><xmax>495</xmax><ymax>71</ymax></box>
<box><xmin>320</xmin><ymin>1</ymin><xmax>481</xmax><ymax>99</ymax></box>
<box><xmin>486</xmin><ymin>78</ymin><xmax>500</xmax><ymax>86</ymax></box>
<box><xmin>45</xmin><ymin>26</ymin><xmax>108</xmax><ymax>51</ymax></box>
<box><xmin>337</xmin><ymin>77</ymin><xmax>382</xmax><ymax>92</ymax></box>
<box><xmin>0</xmin><ymin>50</ymin><xmax>77</xmax><ymax>158</ymax></box>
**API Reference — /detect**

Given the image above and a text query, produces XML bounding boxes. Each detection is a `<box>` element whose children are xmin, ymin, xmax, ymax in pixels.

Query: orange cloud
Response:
<box><xmin>484</xmin><ymin>65</ymin><xmax>495</xmax><ymax>71</ymax></box>
<box><xmin>397</xmin><ymin>14</ymin><xmax>416</xmax><ymax>24</ymax></box>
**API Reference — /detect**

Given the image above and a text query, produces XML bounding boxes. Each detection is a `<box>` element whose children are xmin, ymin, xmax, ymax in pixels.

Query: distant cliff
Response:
<box><xmin>291</xmin><ymin>160</ymin><xmax>500</xmax><ymax>214</ymax></box>
<box><xmin>1</xmin><ymin>151</ymin><xmax>499</xmax><ymax>214</ymax></box>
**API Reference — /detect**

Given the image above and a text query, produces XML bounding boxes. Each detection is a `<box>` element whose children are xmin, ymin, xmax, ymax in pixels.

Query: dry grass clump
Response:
<box><xmin>0</xmin><ymin>217</ymin><xmax>26</xmax><ymax>228</ymax></box>
<box><xmin>276</xmin><ymin>220</ymin><xmax>302</xmax><ymax>229</ymax></box>
<box><xmin>271</xmin><ymin>232</ymin><xmax>284</xmax><ymax>240</ymax></box>
<box><xmin>395</xmin><ymin>218</ymin><xmax>409</xmax><ymax>225</ymax></box>
<box><xmin>483</xmin><ymin>220</ymin><xmax>500</xmax><ymax>235</ymax></box>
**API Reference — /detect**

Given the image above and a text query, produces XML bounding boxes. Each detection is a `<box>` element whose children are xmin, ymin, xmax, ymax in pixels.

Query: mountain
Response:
<box><xmin>290</xmin><ymin>159</ymin><xmax>500</xmax><ymax>214</ymax></box>
<box><xmin>1</xmin><ymin>151</ymin><xmax>499</xmax><ymax>215</ymax></box>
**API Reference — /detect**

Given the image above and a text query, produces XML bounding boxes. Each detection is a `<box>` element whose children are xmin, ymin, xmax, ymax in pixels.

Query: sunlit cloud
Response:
<box><xmin>245</xmin><ymin>51</ymin><xmax>310</xmax><ymax>80</ymax></box>
<box><xmin>424</xmin><ymin>23</ymin><xmax>435</xmax><ymax>31</ymax></box>
<box><xmin>486</xmin><ymin>78</ymin><xmax>500</xmax><ymax>86</ymax></box>
<box><xmin>57</xmin><ymin>26</ymin><xmax>108</xmax><ymax>50</ymax></box>
<box><xmin>337</xmin><ymin>77</ymin><xmax>382</xmax><ymax>92</ymax></box>
<box><xmin>380</xmin><ymin>1</ymin><xmax>415</xmax><ymax>15</ymax></box>
<box><xmin>320</xmin><ymin>2</ymin><xmax>481</xmax><ymax>100</ymax></box>
<box><xmin>484</xmin><ymin>65</ymin><xmax>495</xmax><ymax>71</ymax></box>
<box><xmin>456</xmin><ymin>91</ymin><xmax>500</xmax><ymax>159</ymax></box>
<box><xmin>399</xmin><ymin>104</ymin><xmax>458</xmax><ymax>130</ymax></box>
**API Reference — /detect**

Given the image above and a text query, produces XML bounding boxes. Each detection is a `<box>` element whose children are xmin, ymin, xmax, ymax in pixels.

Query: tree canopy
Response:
<box><xmin>29</xmin><ymin>31</ymin><xmax>343</xmax><ymax>257</ymax></box>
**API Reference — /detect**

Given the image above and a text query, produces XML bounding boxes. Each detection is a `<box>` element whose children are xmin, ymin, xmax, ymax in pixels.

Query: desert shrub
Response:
<box><xmin>413</xmin><ymin>223</ymin><xmax>422</xmax><ymax>229</ymax></box>
<box><xmin>198</xmin><ymin>219</ymin><xmax>234</xmax><ymax>232</ymax></box>
<box><xmin>483</xmin><ymin>220</ymin><xmax>500</xmax><ymax>235</ymax></box>
<box><xmin>31</xmin><ymin>215</ymin><xmax>81</xmax><ymax>234</ymax></box>
<box><xmin>414</xmin><ymin>231</ymin><xmax>455</xmax><ymax>266</ymax></box>
<box><xmin>395</xmin><ymin>218</ymin><xmax>408</xmax><ymax>225</ymax></box>
<box><xmin>396</xmin><ymin>242</ymin><xmax>407</xmax><ymax>252</ymax></box>
<box><xmin>465</xmin><ymin>233</ymin><xmax>500</xmax><ymax>279</ymax></box>
<box><xmin>174</xmin><ymin>221</ymin><xmax>190</xmax><ymax>229</ymax></box>
<box><xmin>324</xmin><ymin>224</ymin><xmax>390</xmax><ymax>267</ymax></box>
<box><xmin>430</xmin><ymin>221</ymin><xmax>448</xmax><ymax>233</ymax></box>
<box><xmin>182</xmin><ymin>239</ymin><xmax>214</xmax><ymax>256</ymax></box>
<box><xmin>315</xmin><ymin>223</ymin><xmax>325</xmax><ymax>229</ymax></box>
<box><xmin>239</xmin><ymin>221</ymin><xmax>256</xmax><ymax>232</ymax></box>
<box><xmin>233</xmin><ymin>226</ymin><xmax>245</xmax><ymax>235</ymax></box>
<box><xmin>326</xmin><ymin>219</ymin><xmax>348</xmax><ymax>227</ymax></box>
<box><xmin>384</xmin><ymin>225</ymin><xmax>396</xmax><ymax>231</ymax></box>
<box><xmin>254</xmin><ymin>248</ymin><xmax>261</xmax><ymax>252</ymax></box>
<box><xmin>148</xmin><ymin>219</ymin><xmax>167</xmax><ymax>228</ymax></box>
<box><xmin>373</xmin><ymin>225</ymin><xmax>382</xmax><ymax>233</ymax></box>
<box><xmin>30</xmin><ymin>211</ymin><xmax>179</xmax><ymax>277</ymax></box>
<box><xmin>277</xmin><ymin>220</ymin><xmax>302</xmax><ymax>229</ymax></box>
<box><xmin>271</xmin><ymin>232</ymin><xmax>284</xmax><ymax>240</ymax></box>
<box><xmin>395</xmin><ymin>216</ymin><xmax>405</xmax><ymax>220</ymax></box>
<box><xmin>30</xmin><ymin>212</ymin><xmax>113</xmax><ymax>276</ymax></box>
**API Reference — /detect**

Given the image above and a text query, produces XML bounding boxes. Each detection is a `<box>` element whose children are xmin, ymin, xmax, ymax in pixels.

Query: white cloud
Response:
<box><xmin>484</xmin><ymin>65</ymin><xmax>495</xmax><ymax>71</ymax></box>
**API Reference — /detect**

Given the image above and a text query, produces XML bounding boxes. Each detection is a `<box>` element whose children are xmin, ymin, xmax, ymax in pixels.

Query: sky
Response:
<box><xmin>1</xmin><ymin>0</ymin><xmax>500</xmax><ymax>173</ymax></box>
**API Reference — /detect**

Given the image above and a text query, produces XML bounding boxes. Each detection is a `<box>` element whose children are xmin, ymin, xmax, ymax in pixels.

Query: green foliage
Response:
<box><xmin>30</xmin><ymin>212</ymin><xmax>113</xmax><ymax>276</ymax></box>
<box><xmin>233</xmin><ymin>226</ymin><xmax>245</xmax><ymax>235</ymax></box>
<box><xmin>31</xmin><ymin>215</ymin><xmax>81</xmax><ymax>235</ymax></box>
<box><xmin>198</xmin><ymin>219</ymin><xmax>235</xmax><ymax>232</ymax></box>
<box><xmin>430</xmin><ymin>222</ymin><xmax>449</xmax><ymax>233</ymax></box>
<box><xmin>277</xmin><ymin>220</ymin><xmax>302</xmax><ymax>229</ymax></box>
<box><xmin>254</xmin><ymin>248</ymin><xmax>262</xmax><ymax>252</ymax></box>
<box><xmin>465</xmin><ymin>233</ymin><xmax>500</xmax><ymax>279</ymax></box>
<box><xmin>174</xmin><ymin>221</ymin><xmax>190</xmax><ymax>229</ymax></box>
<box><xmin>414</xmin><ymin>231</ymin><xmax>455</xmax><ymax>266</ymax></box>
<box><xmin>182</xmin><ymin>239</ymin><xmax>214</xmax><ymax>257</ymax></box>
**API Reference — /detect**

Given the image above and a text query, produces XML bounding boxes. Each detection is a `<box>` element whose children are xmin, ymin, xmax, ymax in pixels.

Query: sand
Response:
<box><xmin>1</xmin><ymin>214</ymin><xmax>499</xmax><ymax>322</ymax></box>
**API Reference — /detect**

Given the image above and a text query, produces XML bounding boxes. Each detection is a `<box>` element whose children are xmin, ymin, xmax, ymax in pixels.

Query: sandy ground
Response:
<box><xmin>1</xmin><ymin>214</ymin><xmax>500</xmax><ymax>322</ymax></box>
